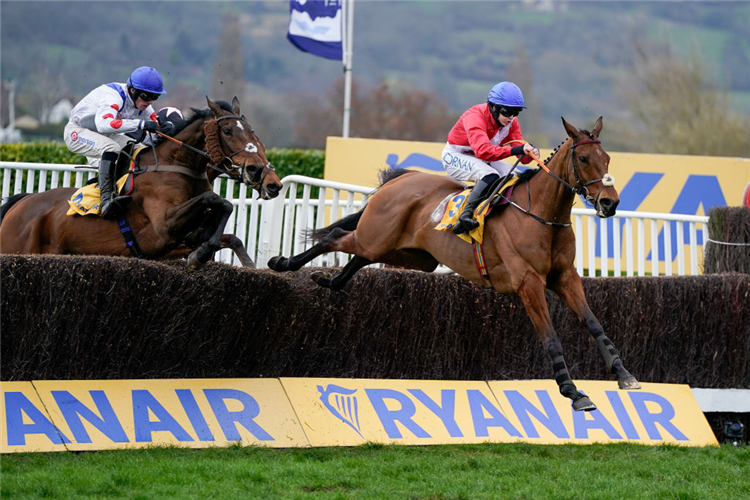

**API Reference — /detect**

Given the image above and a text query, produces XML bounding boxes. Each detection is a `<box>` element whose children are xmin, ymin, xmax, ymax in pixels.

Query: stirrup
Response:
<box><xmin>112</xmin><ymin>194</ymin><xmax>132</xmax><ymax>208</ymax></box>
<box><xmin>100</xmin><ymin>200</ymin><xmax>117</xmax><ymax>220</ymax></box>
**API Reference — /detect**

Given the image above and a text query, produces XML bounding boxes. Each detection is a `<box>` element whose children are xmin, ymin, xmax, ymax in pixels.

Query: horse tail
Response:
<box><xmin>0</xmin><ymin>193</ymin><xmax>31</xmax><ymax>226</ymax></box>
<box><xmin>310</xmin><ymin>210</ymin><xmax>364</xmax><ymax>242</ymax></box>
<box><xmin>378</xmin><ymin>167</ymin><xmax>413</xmax><ymax>186</ymax></box>
<box><xmin>309</xmin><ymin>169</ymin><xmax>416</xmax><ymax>242</ymax></box>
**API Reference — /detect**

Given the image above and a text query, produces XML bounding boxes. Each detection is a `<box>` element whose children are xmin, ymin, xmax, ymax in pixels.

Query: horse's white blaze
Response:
<box><xmin>236</xmin><ymin>120</ymin><xmax>244</xmax><ymax>130</ymax></box>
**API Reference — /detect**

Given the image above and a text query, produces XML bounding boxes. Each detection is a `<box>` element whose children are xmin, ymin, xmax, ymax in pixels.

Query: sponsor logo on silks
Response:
<box><xmin>441</xmin><ymin>151</ymin><xmax>475</xmax><ymax>173</ymax></box>
<box><xmin>318</xmin><ymin>384</ymin><xmax>363</xmax><ymax>438</ymax></box>
<box><xmin>71</xmin><ymin>134</ymin><xmax>96</xmax><ymax>148</ymax></box>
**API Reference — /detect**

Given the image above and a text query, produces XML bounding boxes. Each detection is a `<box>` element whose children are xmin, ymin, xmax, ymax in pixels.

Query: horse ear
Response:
<box><xmin>592</xmin><ymin>116</ymin><xmax>603</xmax><ymax>138</ymax></box>
<box><xmin>206</xmin><ymin>96</ymin><xmax>221</xmax><ymax>117</ymax></box>
<box><xmin>232</xmin><ymin>96</ymin><xmax>241</xmax><ymax>116</ymax></box>
<box><xmin>561</xmin><ymin>117</ymin><xmax>579</xmax><ymax>139</ymax></box>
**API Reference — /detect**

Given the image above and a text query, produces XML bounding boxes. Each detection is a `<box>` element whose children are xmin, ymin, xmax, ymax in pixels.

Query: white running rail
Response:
<box><xmin>1</xmin><ymin>163</ymin><xmax>709</xmax><ymax>276</ymax></box>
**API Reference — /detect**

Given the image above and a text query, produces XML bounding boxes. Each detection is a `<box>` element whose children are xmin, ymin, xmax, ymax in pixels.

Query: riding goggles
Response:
<box><xmin>498</xmin><ymin>106</ymin><xmax>522</xmax><ymax>118</ymax></box>
<box><xmin>136</xmin><ymin>90</ymin><xmax>160</xmax><ymax>102</ymax></box>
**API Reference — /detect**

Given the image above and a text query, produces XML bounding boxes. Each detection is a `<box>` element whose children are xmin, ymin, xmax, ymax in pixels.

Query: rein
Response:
<box><xmin>154</xmin><ymin>130</ymin><xmax>212</xmax><ymax>161</ymax></box>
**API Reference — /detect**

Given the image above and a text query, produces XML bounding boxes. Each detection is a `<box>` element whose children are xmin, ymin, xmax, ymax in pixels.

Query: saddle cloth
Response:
<box><xmin>66</xmin><ymin>174</ymin><xmax>130</xmax><ymax>216</ymax></box>
<box><xmin>66</xmin><ymin>146</ymin><xmax>147</xmax><ymax>216</ymax></box>
<box><xmin>435</xmin><ymin>176</ymin><xmax>521</xmax><ymax>244</ymax></box>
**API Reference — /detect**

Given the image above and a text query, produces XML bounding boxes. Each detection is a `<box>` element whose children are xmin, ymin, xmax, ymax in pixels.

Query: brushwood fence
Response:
<box><xmin>1</xmin><ymin>162</ymin><xmax>708</xmax><ymax>276</ymax></box>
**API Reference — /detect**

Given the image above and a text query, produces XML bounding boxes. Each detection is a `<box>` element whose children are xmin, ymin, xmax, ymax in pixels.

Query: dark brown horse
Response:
<box><xmin>0</xmin><ymin>97</ymin><xmax>281</xmax><ymax>269</ymax></box>
<box><xmin>269</xmin><ymin>117</ymin><xmax>640</xmax><ymax>411</ymax></box>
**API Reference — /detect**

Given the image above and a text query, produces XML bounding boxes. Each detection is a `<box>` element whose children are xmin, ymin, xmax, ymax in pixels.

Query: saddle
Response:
<box><xmin>434</xmin><ymin>175</ymin><xmax>521</xmax><ymax>244</ymax></box>
<box><xmin>66</xmin><ymin>144</ymin><xmax>148</xmax><ymax>216</ymax></box>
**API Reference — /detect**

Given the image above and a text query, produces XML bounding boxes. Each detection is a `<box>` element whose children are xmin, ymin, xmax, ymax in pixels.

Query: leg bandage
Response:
<box><xmin>596</xmin><ymin>336</ymin><xmax>621</xmax><ymax>372</ymax></box>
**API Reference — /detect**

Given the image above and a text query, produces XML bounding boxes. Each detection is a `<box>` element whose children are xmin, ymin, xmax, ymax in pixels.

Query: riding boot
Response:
<box><xmin>453</xmin><ymin>175</ymin><xmax>498</xmax><ymax>235</ymax></box>
<box><xmin>98</xmin><ymin>151</ymin><xmax>130</xmax><ymax>220</ymax></box>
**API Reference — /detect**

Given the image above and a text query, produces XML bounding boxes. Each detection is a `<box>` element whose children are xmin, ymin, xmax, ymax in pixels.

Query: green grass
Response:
<box><xmin>2</xmin><ymin>443</ymin><xmax>748</xmax><ymax>499</ymax></box>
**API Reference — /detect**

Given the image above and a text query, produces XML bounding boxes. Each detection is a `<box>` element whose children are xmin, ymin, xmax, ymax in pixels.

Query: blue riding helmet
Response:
<box><xmin>487</xmin><ymin>82</ymin><xmax>526</xmax><ymax>109</ymax></box>
<box><xmin>127</xmin><ymin>67</ymin><xmax>167</xmax><ymax>94</ymax></box>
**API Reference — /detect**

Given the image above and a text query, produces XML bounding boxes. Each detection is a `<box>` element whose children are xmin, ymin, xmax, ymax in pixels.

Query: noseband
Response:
<box><xmin>212</xmin><ymin>114</ymin><xmax>276</xmax><ymax>190</ymax></box>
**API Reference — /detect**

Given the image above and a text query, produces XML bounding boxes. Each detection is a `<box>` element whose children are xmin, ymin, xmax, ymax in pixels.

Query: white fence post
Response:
<box><xmin>0</xmin><ymin>163</ymin><xmax>710</xmax><ymax>276</ymax></box>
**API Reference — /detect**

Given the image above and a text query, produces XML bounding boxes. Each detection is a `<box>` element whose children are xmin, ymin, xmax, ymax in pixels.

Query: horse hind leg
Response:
<box><xmin>268</xmin><ymin>226</ymin><xmax>350</xmax><ymax>272</ymax></box>
<box><xmin>312</xmin><ymin>255</ymin><xmax>373</xmax><ymax>291</ymax></box>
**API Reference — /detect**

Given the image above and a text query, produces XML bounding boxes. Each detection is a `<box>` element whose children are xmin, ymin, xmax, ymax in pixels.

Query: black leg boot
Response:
<box><xmin>453</xmin><ymin>175</ymin><xmax>499</xmax><ymax>235</ymax></box>
<box><xmin>98</xmin><ymin>151</ymin><xmax>130</xmax><ymax>219</ymax></box>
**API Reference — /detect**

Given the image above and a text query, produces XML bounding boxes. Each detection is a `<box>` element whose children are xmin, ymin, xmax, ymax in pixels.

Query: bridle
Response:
<box><xmin>502</xmin><ymin>137</ymin><xmax>616</xmax><ymax>226</ymax></box>
<box><xmin>213</xmin><ymin>114</ymin><xmax>276</xmax><ymax>191</ymax></box>
<box><xmin>566</xmin><ymin>139</ymin><xmax>614</xmax><ymax>207</ymax></box>
<box><xmin>536</xmin><ymin>138</ymin><xmax>614</xmax><ymax>206</ymax></box>
<box><xmin>150</xmin><ymin>113</ymin><xmax>275</xmax><ymax>190</ymax></box>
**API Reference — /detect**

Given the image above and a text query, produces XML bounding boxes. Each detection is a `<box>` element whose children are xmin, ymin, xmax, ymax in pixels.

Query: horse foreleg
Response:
<box><xmin>268</xmin><ymin>227</ymin><xmax>350</xmax><ymax>272</ymax></box>
<box><xmin>162</xmin><ymin>235</ymin><xmax>255</xmax><ymax>268</ymax></box>
<box><xmin>164</xmin><ymin>192</ymin><xmax>234</xmax><ymax>270</ymax></box>
<box><xmin>516</xmin><ymin>271</ymin><xmax>596</xmax><ymax>411</ymax></box>
<box><xmin>549</xmin><ymin>269</ymin><xmax>641</xmax><ymax>390</ymax></box>
<box><xmin>220</xmin><ymin>234</ymin><xmax>255</xmax><ymax>268</ymax></box>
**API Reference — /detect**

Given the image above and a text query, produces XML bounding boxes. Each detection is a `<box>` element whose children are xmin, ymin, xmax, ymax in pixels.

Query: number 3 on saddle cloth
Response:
<box><xmin>434</xmin><ymin>176</ymin><xmax>522</xmax><ymax>244</ymax></box>
<box><xmin>66</xmin><ymin>147</ymin><xmax>146</xmax><ymax>217</ymax></box>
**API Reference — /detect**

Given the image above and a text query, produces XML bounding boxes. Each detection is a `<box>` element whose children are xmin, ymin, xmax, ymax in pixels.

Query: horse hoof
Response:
<box><xmin>311</xmin><ymin>271</ymin><xmax>332</xmax><ymax>288</ymax></box>
<box><xmin>187</xmin><ymin>253</ymin><xmax>204</xmax><ymax>271</ymax></box>
<box><xmin>619</xmin><ymin>376</ymin><xmax>641</xmax><ymax>390</ymax></box>
<box><xmin>573</xmin><ymin>396</ymin><xmax>597</xmax><ymax>412</ymax></box>
<box><xmin>267</xmin><ymin>256</ymin><xmax>287</xmax><ymax>272</ymax></box>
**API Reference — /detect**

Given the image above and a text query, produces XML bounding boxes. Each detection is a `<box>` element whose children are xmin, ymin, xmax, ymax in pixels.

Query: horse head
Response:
<box><xmin>204</xmin><ymin>96</ymin><xmax>282</xmax><ymax>200</ymax></box>
<box><xmin>561</xmin><ymin>116</ymin><xmax>618</xmax><ymax>218</ymax></box>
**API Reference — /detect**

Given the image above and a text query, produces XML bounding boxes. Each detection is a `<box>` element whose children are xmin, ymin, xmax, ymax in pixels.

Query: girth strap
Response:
<box><xmin>116</xmin><ymin>214</ymin><xmax>144</xmax><ymax>258</ymax></box>
<box><xmin>471</xmin><ymin>239</ymin><xmax>493</xmax><ymax>287</ymax></box>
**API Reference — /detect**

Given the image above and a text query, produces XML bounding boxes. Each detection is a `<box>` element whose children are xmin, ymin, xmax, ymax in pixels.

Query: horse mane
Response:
<box><xmin>516</xmin><ymin>136</ymin><xmax>575</xmax><ymax>183</ymax></box>
<box><xmin>517</xmin><ymin>167</ymin><xmax>540</xmax><ymax>183</ymax></box>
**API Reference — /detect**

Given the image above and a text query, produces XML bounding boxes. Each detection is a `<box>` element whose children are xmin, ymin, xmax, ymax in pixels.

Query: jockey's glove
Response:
<box><xmin>139</xmin><ymin>120</ymin><xmax>160</xmax><ymax>132</ymax></box>
<box><xmin>159</xmin><ymin>120</ymin><xmax>176</xmax><ymax>136</ymax></box>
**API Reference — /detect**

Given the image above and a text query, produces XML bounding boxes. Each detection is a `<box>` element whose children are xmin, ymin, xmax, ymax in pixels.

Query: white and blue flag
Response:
<box><xmin>287</xmin><ymin>0</ymin><xmax>343</xmax><ymax>61</ymax></box>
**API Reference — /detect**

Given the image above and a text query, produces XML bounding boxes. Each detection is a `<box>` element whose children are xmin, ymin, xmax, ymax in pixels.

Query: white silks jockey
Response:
<box><xmin>442</xmin><ymin>81</ymin><xmax>540</xmax><ymax>235</ymax></box>
<box><xmin>64</xmin><ymin>66</ymin><xmax>168</xmax><ymax>219</ymax></box>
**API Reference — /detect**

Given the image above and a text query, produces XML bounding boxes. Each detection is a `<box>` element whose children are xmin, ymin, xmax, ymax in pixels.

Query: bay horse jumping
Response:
<box><xmin>0</xmin><ymin>97</ymin><xmax>281</xmax><ymax>269</ymax></box>
<box><xmin>269</xmin><ymin>116</ymin><xmax>640</xmax><ymax>411</ymax></box>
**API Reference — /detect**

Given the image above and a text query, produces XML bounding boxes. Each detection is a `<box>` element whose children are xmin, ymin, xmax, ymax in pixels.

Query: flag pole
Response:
<box><xmin>342</xmin><ymin>0</ymin><xmax>354</xmax><ymax>138</ymax></box>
